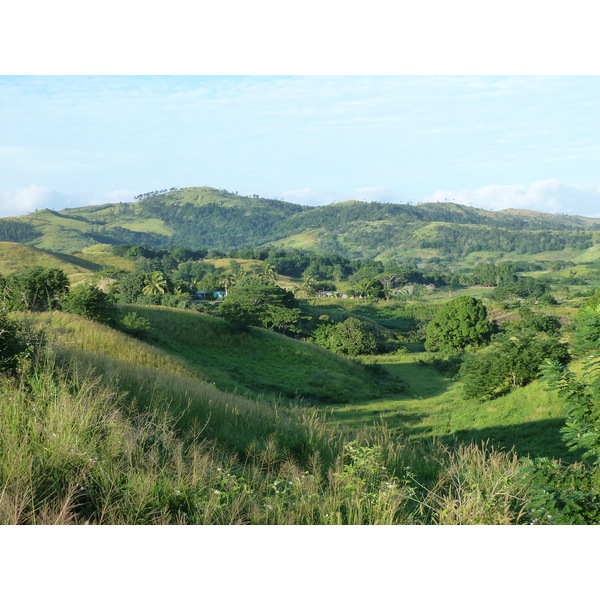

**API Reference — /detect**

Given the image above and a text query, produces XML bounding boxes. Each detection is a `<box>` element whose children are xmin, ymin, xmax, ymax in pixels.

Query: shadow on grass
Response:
<box><xmin>332</xmin><ymin>406</ymin><xmax>429</xmax><ymax>427</ymax></box>
<box><xmin>45</xmin><ymin>250</ymin><xmax>103</xmax><ymax>272</ymax></box>
<box><xmin>381</xmin><ymin>361</ymin><xmax>454</xmax><ymax>399</ymax></box>
<box><xmin>433</xmin><ymin>418</ymin><xmax>583</xmax><ymax>464</ymax></box>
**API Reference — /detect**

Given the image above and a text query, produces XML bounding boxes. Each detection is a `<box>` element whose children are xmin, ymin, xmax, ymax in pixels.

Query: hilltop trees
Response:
<box><xmin>425</xmin><ymin>296</ymin><xmax>492</xmax><ymax>352</ymax></box>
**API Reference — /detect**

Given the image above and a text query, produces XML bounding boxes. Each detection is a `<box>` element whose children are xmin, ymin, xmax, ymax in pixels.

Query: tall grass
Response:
<box><xmin>0</xmin><ymin>350</ymin><xmax>532</xmax><ymax>524</ymax></box>
<box><xmin>0</xmin><ymin>320</ymin><xmax>534</xmax><ymax>524</ymax></box>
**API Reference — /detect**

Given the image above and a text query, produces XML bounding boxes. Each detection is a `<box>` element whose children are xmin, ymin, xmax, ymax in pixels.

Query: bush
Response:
<box><xmin>3</xmin><ymin>267</ymin><xmax>69</xmax><ymax>311</ymax></box>
<box><xmin>0</xmin><ymin>312</ymin><xmax>33</xmax><ymax>373</ymax></box>
<box><xmin>313</xmin><ymin>317</ymin><xmax>378</xmax><ymax>356</ymax></box>
<box><xmin>62</xmin><ymin>284</ymin><xmax>116</xmax><ymax>324</ymax></box>
<box><xmin>460</xmin><ymin>334</ymin><xmax>570</xmax><ymax>401</ymax></box>
<box><xmin>119</xmin><ymin>311</ymin><xmax>151</xmax><ymax>338</ymax></box>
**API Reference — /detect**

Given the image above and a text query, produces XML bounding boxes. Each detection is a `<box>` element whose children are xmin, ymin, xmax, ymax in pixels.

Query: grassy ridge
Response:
<box><xmin>117</xmin><ymin>305</ymin><xmax>389</xmax><ymax>405</ymax></box>
<box><xmin>0</xmin><ymin>242</ymin><xmax>98</xmax><ymax>283</ymax></box>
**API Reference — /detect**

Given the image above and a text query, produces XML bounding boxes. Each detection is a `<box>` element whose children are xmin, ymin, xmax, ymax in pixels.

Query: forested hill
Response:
<box><xmin>2</xmin><ymin>185</ymin><xmax>600</xmax><ymax>260</ymax></box>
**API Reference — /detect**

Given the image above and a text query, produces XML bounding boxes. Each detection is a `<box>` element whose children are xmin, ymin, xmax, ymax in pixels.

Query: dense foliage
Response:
<box><xmin>425</xmin><ymin>296</ymin><xmax>492</xmax><ymax>352</ymax></box>
<box><xmin>1</xmin><ymin>266</ymin><xmax>69</xmax><ymax>311</ymax></box>
<box><xmin>62</xmin><ymin>283</ymin><xmax>116</xmax><ymax>324</ymax></box>
<box><xmin>460</xmin><ymin>333</ymin><xmax>570</xmax><ymax>401</ymax></box>
<box><xmin>219</xmin><ymin>275</ymin><xmax>307</xmax><ymax>334</ymax></box>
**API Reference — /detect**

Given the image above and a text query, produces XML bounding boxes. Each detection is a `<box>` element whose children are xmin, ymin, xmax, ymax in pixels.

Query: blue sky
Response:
<box><xmin>2</xmin><ymin>75</ymin><xmax>600</xmax><ymax>217</ymax></box>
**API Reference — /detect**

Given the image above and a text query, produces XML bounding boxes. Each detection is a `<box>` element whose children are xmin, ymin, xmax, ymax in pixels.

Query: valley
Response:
<box><xmin>1</xmin><ymin>187</ymin><xmax>600</xmax><ymax>525</ymax></box>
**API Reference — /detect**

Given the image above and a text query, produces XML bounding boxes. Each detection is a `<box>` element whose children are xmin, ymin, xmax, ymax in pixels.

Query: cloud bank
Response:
<box><xmin>423</xmin><ymin>180</ymin><xmax>600</xmax><ymax>218</ymax></box>
<box><xmin>0</xmin><ymin>185</ymin><xmax>137</xmax><ymax>218</ymax></box>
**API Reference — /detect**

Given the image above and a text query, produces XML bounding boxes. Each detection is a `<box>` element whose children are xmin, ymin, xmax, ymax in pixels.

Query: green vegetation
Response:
<box><xmin>3</xmin><ymin>188</ymin><xmax>600</xmax><ymax>524</ymax></box>
<box><xmin>3</xmin><ymin>187</ymin><xmax>600</xmax><ymax>268</ymax></box>
<box><xmin>425</xmin><ymin>296</ymin><xmax>492</xmax><ymax>352</ymax></box>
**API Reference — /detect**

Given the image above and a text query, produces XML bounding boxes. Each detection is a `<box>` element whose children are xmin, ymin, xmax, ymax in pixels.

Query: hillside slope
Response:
<box><xmin>2</xmin><ymin>186</ymin><xmax>600</xmax><ymax>263</ymax></box>
<box><xmin>0</xmin><ymin>241</ymin><xmax>101</xmax><ymax>283</ymax></box>
<box><xmin>43</xmin><ymin>305</ymin><xmax>392</xmax><ymax>405</ymax></box>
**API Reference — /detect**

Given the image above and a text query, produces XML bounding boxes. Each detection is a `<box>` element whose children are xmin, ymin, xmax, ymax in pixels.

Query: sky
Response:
<box><xmin>1</xmin><ymin>3</ymin><xmax>600</xmax><ymax>221</ymax></box>
<box><xmin>2</xmin><ymin>75</ymin><xmax>600</xmax><ymax>218</ymax></box>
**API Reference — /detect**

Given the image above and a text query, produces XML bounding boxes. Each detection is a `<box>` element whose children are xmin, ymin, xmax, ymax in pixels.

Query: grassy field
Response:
<box><xmin>328</xmin><ymin>351</ymin><xmax>576</xmax><ymax>462</ymax></box>
<box><xmin>117</xmin><ymin>304</ymin><xmax>391</xmax><ymax>405</ymax></box>
<box><xmin>0</xmin><ymin>242</ymin><xmax>99</xmax><ymax>283</ymax></box>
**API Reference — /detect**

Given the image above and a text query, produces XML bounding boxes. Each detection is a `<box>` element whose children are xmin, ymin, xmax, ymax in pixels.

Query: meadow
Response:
<box><xmin>1</xmin><ymin>309</ymin><xmax>533</xmax><ymax>525</ymax></box>
<box><xmin>2</xmin><ymin>229</ymin><xmax>599</xmax><ymax>524</ymax></box>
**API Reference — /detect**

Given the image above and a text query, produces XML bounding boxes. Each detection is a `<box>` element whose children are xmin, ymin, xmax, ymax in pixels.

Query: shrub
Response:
<box><xmin>3</xmin><ymin>267</ymin><xmax>69</xmax><ymax>311</ymax></box>
<box><xmin>119</xmin><ymin>311</ymin><xmax>151</xmax><ymax>338</ymax></box>
<box><xmin>62</xmin><ymin>284</ymin><xmax>116</xmax><ymax>324</ymax></box>
<box><xmin>460</xmin><ymin>334</ymin><xmax>570</xmax><ymax>401</ymax></box>
<box><xmin>313</xmin><ymin>317</ymin><xmax>378</xmax><ymax>356</ymax></box>
<box><xmin>0</xmin><ymin>312</ymin><xmax>33</xmax><ymax>373</ymax></box>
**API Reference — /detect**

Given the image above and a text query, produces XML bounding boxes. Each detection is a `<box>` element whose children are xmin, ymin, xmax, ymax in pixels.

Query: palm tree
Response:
<box><xmin>261</xmin><ymin>262</ymin><xmax>278</xmax><ymax>283</ymax></box>
<box><xmin>301</xmin><ymin>275</ymin><xmax>318</xmax><ymax>298</ymax></box>
<box><xmin>142</xmin><ymin>271</ymin><xmax>168</xmax><ymax>295</ymax></box>
<box><xmin>220</xmin><ymin>273</ymin><xmax>238</xmax><ymax>295</ymax></box>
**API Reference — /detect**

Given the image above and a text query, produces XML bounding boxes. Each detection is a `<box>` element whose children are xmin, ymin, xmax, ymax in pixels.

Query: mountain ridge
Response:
<box><xmin>2</xmin><ymin>186</ymin><xmax>599</xmax><ymax>261</ymax></box>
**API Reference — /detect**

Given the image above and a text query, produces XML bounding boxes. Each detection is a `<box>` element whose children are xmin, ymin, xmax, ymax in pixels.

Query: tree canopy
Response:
<box><xmin>425</xmin><ymin>296</ymin><xmax>492</xmax><ymax>352</ymax></box>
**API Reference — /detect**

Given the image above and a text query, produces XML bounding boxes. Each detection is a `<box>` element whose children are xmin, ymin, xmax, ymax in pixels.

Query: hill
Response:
<box><xmin>2</xmin><ymin>187</ymin><xmax>600</xmax><ymax>265</ymax></box>
<box><xmin>0</xmin><ymin>241</ymin><xmax>101</xmax><ymax>283</ymax></box>
<box><xmin>44</xmin><ymin>304</ymin><xmax>394</xmax><ymax>406</ymax></box>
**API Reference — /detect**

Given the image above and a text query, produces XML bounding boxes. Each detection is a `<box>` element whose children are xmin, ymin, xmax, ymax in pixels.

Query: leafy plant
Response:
<box><xmin>62</xmin><ymin>283</ymin><xmax>116</xmax><ymax>324</ymax></box>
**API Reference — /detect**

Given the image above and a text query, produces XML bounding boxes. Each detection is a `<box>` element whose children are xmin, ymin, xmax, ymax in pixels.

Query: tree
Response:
<box><xmin>142</xmin><ymin>271</ymin><xmax>169</xmax><ymax>296</ymax></box>
<box><xmin>425</xmin><ymin>296</ymin><xmax>492</xmax><ymax>352</ymax></box>
<box><xmin>219</xmin><ymin>275</ymin><xmax>306</xmax><ymax>334</ymax></box>
<box><xmin>117</xmin><ymin>271</ymin><xmax>147</xmax><ymax>304</ymax></box>
<box><xmin>314</xmin><ymin>317</ymin><xmax>378</xmax><ymax>356</ymax></box>
<box><xmin>4</xmin><ymin>266</ymin><xmax>69</xmax><ymax>311</ymax></box>
<box><xmin>460</xmin><ymin>333</ymin><xmax>570</xmax><ymax>401</ymax></box>
<box><xmin>543</xmin><ymin>355</ymin><xmax>600</xmax><ymax>465</ymax></box>
<box><xmin>62</xmin><ymin>283</ymin><xmax>116</xmax><ymax>324</ymax></box>
<box><xmin>261</xmin><ymin>262</ymin><xmax>278</xmax><ymax>283</ymax></box>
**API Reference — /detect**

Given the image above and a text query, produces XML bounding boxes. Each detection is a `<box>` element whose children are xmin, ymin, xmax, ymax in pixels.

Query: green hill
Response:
<box><xmin>46</xmin><ymin>304</ymin><xmax>393</xmax><ymax>406</ymax></box>
<box><xmin>0</xmin><ymin>241</ymin><xmax>101</xmax><ymax>283</ymax></box>
<box><xmin>2</xmin><ymin>186</ymin><xmax>600</xmax><ymax>266</ymax></box>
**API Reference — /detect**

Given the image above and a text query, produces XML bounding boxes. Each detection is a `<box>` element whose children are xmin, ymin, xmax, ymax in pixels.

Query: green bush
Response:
<box><xmin>312</xmin><ymin>317</ymin><xmax>378</xmax><ymax>357</ymax></box>
<box><xmin>0</xmin><ymin>312</ymin><xmax>33</xmax><ymax>373</ymax></box>
<box><xmin>460</xmin><ymin>334</ymin><xmax>570</xmax><ymax>401</ymax></box>
<box><xmin>62</xmin><ymin>284</ymin><xmax>116</xmax><ymax>324</ymax></box>
<box><xmin>3</xmin><ymin>267</ymin><xmax>69</xmax><ymax>311</ymax></box>
<box><xmin>119</xmin><ymin>311</ymin><xmax>151</xmax><ymax>338</ymax></box>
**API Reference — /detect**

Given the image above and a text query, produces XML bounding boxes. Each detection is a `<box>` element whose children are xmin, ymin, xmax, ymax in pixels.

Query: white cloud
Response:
<box><xmin>423</xmin><ymin>180</ymin><xmax>600</xmax><ymax>218</ymax></box>
<box><xmin>0</xmin><ymin>185</ymin><xmax>139</xmax><ymax>218</ymax></box>
<box><xmin>0</xmin><ymin>184</ymin><xmax>64</xmax><ymax>217</ymax></box>
<box><xmin>282</xmin><ymin>186</ymin><xmax>413</xmax><ymax>206</ymax></box>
